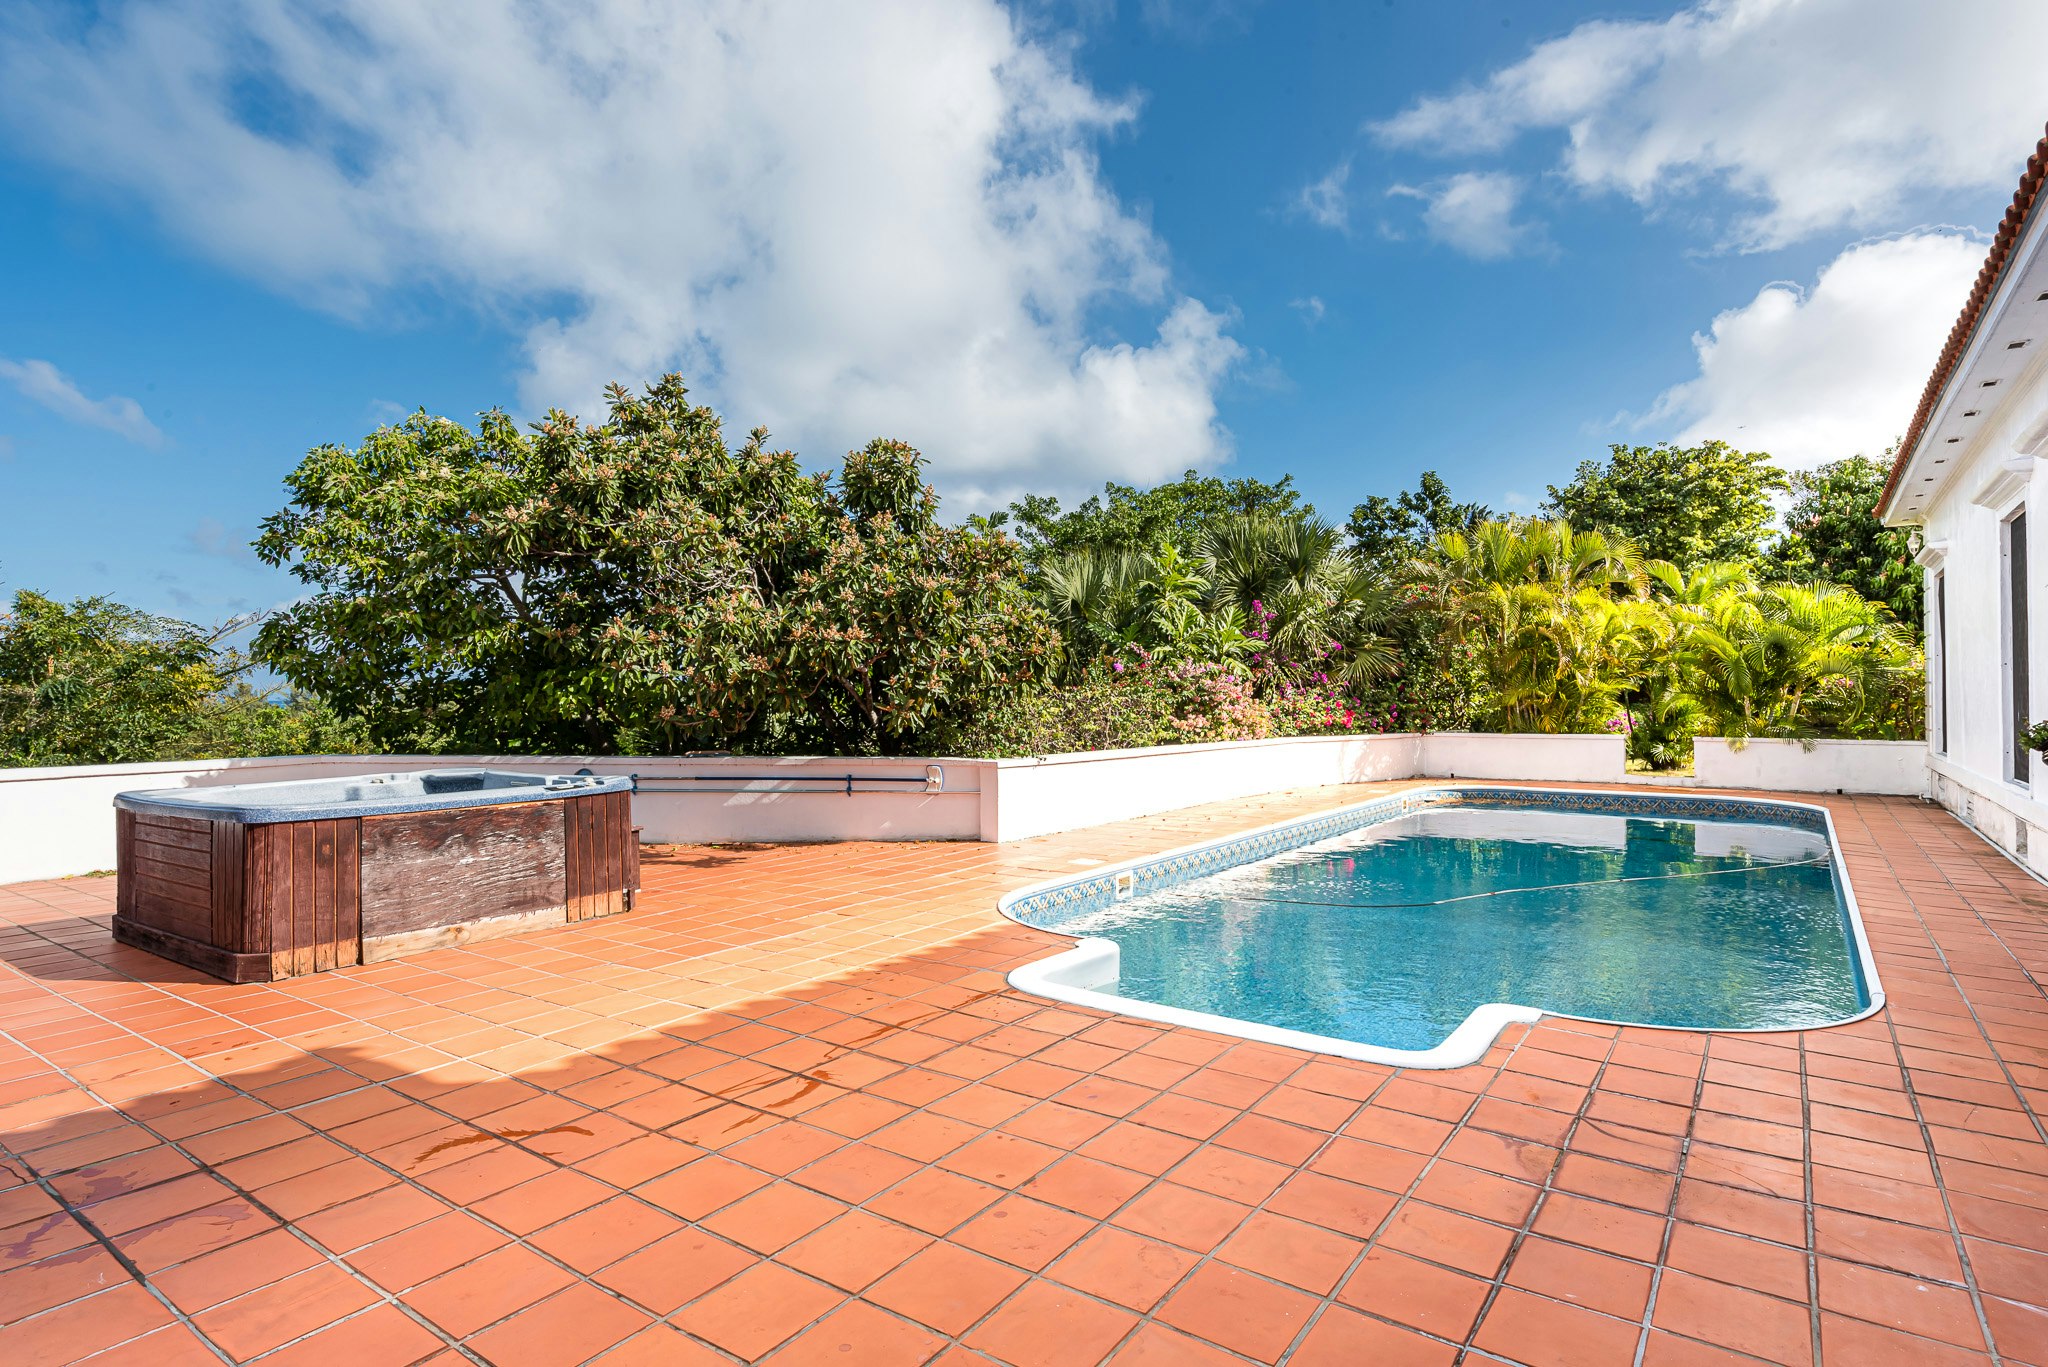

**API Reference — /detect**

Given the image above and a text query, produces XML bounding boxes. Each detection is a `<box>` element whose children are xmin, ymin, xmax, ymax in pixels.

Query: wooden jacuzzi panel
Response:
<box><xmin>114</xmin><ymin>791</ymin><xmax>636</xmax><ymax>982</ymax></box>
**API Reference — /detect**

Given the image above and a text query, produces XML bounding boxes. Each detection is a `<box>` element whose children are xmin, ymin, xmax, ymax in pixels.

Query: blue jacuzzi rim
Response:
<box><xmin>113</xmin><ymin>768</ymin><xmax>635</xmax><ymax>825</ymax></box>
<box><xmin>999</xmin><ymin>786</ymin><xmax>1886</xmax><ymax>1070</ymax></box>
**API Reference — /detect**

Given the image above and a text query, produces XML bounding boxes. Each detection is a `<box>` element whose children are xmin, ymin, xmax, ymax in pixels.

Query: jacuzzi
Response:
<box><xmin>113</xmin><ymin>769</ymin><xmax>638</xmax><ymax>982</ymax></box>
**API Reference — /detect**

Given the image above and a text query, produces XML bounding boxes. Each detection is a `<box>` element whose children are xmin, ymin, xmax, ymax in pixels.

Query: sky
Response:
<box><xmin>1</xmin><ymin>0</ymin><xmax>2045</xmax><ymax>623</ymax></box>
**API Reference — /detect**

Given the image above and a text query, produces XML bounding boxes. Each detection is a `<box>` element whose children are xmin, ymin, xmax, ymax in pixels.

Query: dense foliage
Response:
<box><xmin>1347</xmin><ymin>470</ymin><xmax>1491</xmax><ymax>571</ymax></box>
<box><xmin>1395</xmin><ymin>519</ymin><xmax>1922</xmax><ymax>754</ymax></box>
<box><xmin>983</xmin><ymin>470</ymin><xmax>1309</xmax><ymax>565</ymax></box>
<box><xmin>940</xmin><ymin>658</ymin><xmax>1398</xmax><ymax>758</ymax></box>
<box><xmin>1034</xmin><ymin>514</ymin><xmax>1395</xmax><ymax>682</ymax></box>
<box><xmin>1770</xmin><ymin>454</ymin><xmax>1922</xmax><ymax>626</ymax></box>
<box><xmin>10</xmin><ymin>382</ymin><xmax>1930</xmax><ymax>772</ymax></box>
<box><xmin>254</xmin><ymin>377</ymin><xmax>1057</xmax><ymax>756</ymax></box>
<box><xmin>1545</xmin><ymin>441</ymin><xmax>1788</xmax><ymax>569</ymax></box>
<box><xmin>1332</xmin><ymin>444</ymin><xmax>1929</xmax><ymax>765</ymax></box>
<box><xmin>1413</xmin><ymin>520</ymin><xmax>1655</xmax><ymax>734</ymax></box>
<box><xmin>0</xmin><ymin>590</ymin><xmax>366</xmax><ymax>766</ymax></box>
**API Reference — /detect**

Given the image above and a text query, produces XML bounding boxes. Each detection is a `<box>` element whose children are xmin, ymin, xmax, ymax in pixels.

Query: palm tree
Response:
<box><xmin>1034</xmin><ymin>548</ymin><xmax>1142</xmax><ymax>676</ymax></box>
<box><xmin>1417</xmin><ymin>519</ymin><xmax>1656</xmax><ymax>733</ymax></box>
<box><xmin>1624</xmin><ymin>560</ymin><xmax>1755</xmax><ymax>766</ymax></box>
<box><xmin>1201</xmin><ymin>514</ymin><xmax>1397</xmax><ymax>684</ymax></box>
<box><xmin>1034</xmin><ymin>541</ymin><xmax>1256</xmax><ymax>673</ymax></box>
<box><xmin>1683</xmin><ymin>579</ymin><xmax>1921</xmax><ymax>739</ymax></box>
<box><xmin>1419</xmin><ymin>518</ymin><xmax>1644</xmax><ymax>596</ymax></box>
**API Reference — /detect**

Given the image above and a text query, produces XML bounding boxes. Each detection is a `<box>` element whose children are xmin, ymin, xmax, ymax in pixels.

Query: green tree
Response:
<box><xmin>0</xmin><ymin>591</ymin><xmax>219</xmax><ymax>765</ymax></box>
<box><xmin>1675</xmin><ymin>578</ymin><xmax>1922</xmax><ymax>741</ymax></box>
<box><xmin>1347</xmin><ymin>470</ymin><xmax>1491</xmax><ymax>569</ymax></box>
<box><xmin>177</xmin><ymin>679</ymin><xmax>376</xmax><ymax>759</ymax></box>
<box><xmin>1202</xmin><ymin>514</ymin><xmax>1396</xmax><ymax>685</ymax></box>
<box><xmin>1030</xmin><ymin>513</ymin><xmax>1394</xmax><ymax>686</ymax></box>
<box><xmin>986</xmin><ymin>469</ymin><xmax>1309</xmax><ymax>563</ymax></box>
<box><xmin>1544</xmin><ymin>441</ymin><xmax>1788</xmax><ymax>569</ymax></box>
<box><xmin>761</xmin><ymin>438</ymin><xmax>1062</xmax><ymax>752</ymax></box>
<box><xmin>255</xmin><ymin>376</ymin><xmax>1056</xmax><ymax>756</ymax></box>
<box><xmin>0</xmin><ymin>590</ymin><xmax>367</xmax><ymax>765</ymax></box>
<box><xmin>1770</xmin><ymin>454</ymin><xmax>1921</xmax><ymax>626</ymax></box>
<box><xmin>1414</xmin><ymin>519</ymin><xmax>1657</xmax><ymax>733</ymax></box>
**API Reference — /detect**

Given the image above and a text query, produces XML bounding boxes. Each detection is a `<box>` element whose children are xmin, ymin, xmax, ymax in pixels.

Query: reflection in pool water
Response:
<box><xmin>1053</xmin><ymin>806</ymin><xmax>1865</xmax><ymax>1053</ymax></box>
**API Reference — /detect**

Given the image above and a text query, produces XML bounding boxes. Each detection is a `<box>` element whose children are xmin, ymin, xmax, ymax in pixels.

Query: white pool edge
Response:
<box><xmin>999</xmin><ymin>785</ymin><xmax>1888</xmax><ymax>1069</ymax></box>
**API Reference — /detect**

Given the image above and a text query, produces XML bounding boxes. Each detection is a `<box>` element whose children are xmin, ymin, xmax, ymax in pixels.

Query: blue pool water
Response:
<box><xmin>1054</xmin><ymin>806</ymin><xmax>1868</xmax><ymax>1052</ymax></box>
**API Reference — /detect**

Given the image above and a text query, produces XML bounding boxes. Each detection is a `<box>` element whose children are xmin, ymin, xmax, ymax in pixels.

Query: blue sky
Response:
<box><xmin>2</xmin><ymin>0</ymin><xmax>2044</xmax><ymax>623</ymax></box>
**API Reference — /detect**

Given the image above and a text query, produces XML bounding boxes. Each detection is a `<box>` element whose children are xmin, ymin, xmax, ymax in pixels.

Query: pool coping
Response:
<box><xmin>998</xmin><ymin>785</ymin><xmax>1888</xmax><ymax>1069</ymax></box>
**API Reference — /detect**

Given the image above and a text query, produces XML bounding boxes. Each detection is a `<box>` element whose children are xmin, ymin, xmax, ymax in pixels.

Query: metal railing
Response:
<box><xmin>624</xmin><ymin>764</ymin><xmax>946</xmax><ymax>796</ymax></box>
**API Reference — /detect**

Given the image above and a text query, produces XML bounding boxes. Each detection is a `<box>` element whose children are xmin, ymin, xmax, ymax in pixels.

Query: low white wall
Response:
<box><xmin>983</xmin><ymin>734</ymin><xmax>1424</xmax><ymax>843</ymax></box>
<box><xmin>0</xmin><ymin>731</ymin><xmax>1927</xmax><ymax>884</ymax></box>
<box><xmin>561</xmin><ymin>755</ymin><xmax>985</xmax><ymax>845</ymax></box>
<box><xmin>1</xmin><ymin>755</ymin><xmax>433</xmax><ymax>885</ymax></box>
<box><xmin>1420</xmin><ymin>732</ymin><xmax>1627</xmax><ymax>784</ymax></box>
<box><xmin>1692</xmin><ymin>739</ymin><xmax>1929</xmax><ymax>797</ymax></box>
<box><xmin>0</xmin><ymin>753</ymin><xmax>987</xmax><ymax>885</ymax></box>
<box><xmin>981</xmin><ymin>731</ymin><xmax>1630</xmax><ymax>843</ymax></box>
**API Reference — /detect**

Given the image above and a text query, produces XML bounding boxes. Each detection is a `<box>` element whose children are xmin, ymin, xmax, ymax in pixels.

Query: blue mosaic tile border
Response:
<box><xmin>1004</xmin><ymin>787</ymin><xmax>1830</xmax><ymax>931</ymax></box>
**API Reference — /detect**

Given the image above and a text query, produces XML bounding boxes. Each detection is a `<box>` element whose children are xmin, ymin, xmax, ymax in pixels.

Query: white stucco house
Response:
<box><xmin>1881</xmin><ymin>122</ymin><xmax>2048</xmax><ymax>872</ymax></box>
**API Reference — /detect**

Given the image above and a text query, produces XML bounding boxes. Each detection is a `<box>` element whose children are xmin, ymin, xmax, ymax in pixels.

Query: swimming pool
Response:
<box><xmin>1002</xmin><ymin>788</ymin><xmax>1882</xmax><ymax>1068</ymax></box>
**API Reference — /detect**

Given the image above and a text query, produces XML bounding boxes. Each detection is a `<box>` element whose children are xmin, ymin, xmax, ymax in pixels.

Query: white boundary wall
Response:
<box><xmin>0</xmin><ymin>753</ymin><xmax>985</xmax><ymax>884</ymax></box>
<box><xmin>981</xmin><ymin>734</ymin><xmax>1423</xmax><ymax>843</ymax></box>
<box><xmin>1692</xmin><ymin>739</ymin><xmax>1928</xmax><ymax>796</ymax></box>
<box><xmin>978</xmin><ymin>732</ymin><xmax>1628</xmax><ymax>842</ymax></box>
<box><xmin>1</xmin><ymin>731</ymin><xmax>1935</xmax><ymax>883</ymax></box>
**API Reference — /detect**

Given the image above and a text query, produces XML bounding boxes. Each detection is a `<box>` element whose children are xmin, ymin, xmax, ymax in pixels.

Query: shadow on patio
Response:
<box><xmin>0</xmin><ymin>790</ymin><xmax>2045</xmax><ymax>1366</ymax></box>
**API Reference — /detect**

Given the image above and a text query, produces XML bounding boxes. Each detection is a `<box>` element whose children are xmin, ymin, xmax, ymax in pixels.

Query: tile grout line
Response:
<box><xmin>1222</xmin><ymin>1050</ymin><xmax>1436</xmax><ymax>1364</ymax></box>
<box><xmin>1456</xmin><ymin>1024</ymin><xmax>1624</xmax><ymax>1361</ymax></box>
<box><xmin>17</xmin><ymin>950</ymin><xmax>1828</xmax><ymax>1366</ymax></box>
<box><xmin>1903</xmin><ymin>809</ymin><xmax>2048</xmax><ymax>1147</ymax></box>
<box><xmin>1630</xmin><ymin>1023</ymin><xmax>1715</xmax><ymax>1367</ymax></box>
<box><xmin>16</xmin><ymin>926</ymin><xmax>1375</xmax><ymax>1363</ymax></box>
<box><xmin>16</xmin><ymin>1166</ymin><xmax>240</xmax><ymax>1366</ymax></box>
<box><xmin>1800</xmin><ymin>1021</ymin><xmax>1824</xmax><ymax>1367</ymax></box>
<box><xmin>911</xmin><ymin>1047</ymin><xmax>1381</xmax><ymax>1367</ymax></box>
<box><xmin>3</xmin><ymin>787</ymin><xmax>2041</xmax><ymax>1367</ymax></box>
<box><xmin>0</xmin><ymin>1027</ymin><xmax>481</xmax><ymax>1367</ymax></box>
<box><xmin>1876</xmin><ymin>805</ymin><xmax>2014</xmax><ymax>1366</ymax></box>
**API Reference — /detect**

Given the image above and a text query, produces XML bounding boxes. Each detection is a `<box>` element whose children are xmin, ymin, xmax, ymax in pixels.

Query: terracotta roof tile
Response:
<box><xmin>1878</xmin><ymin>120</ymin><xmax>2048</xmax><ymax>517</ymax></box>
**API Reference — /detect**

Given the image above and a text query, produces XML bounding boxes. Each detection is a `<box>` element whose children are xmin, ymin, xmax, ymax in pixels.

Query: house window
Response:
<box><xmin>1934</xmin><ymin>570</ymin><xmax>1948</xmax><ymax>755</ymax></box>
<box><xmin>2006</xmin><ymin>511</ymin><xmax>2031</xmax><ymax>784</ymax></box>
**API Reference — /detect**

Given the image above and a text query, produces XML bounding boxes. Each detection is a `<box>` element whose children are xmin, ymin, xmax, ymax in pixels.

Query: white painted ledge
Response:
<box><xmin>1692</xmin><ymin>738</ymin><xmax>1928</xmax><ymax>796</ymax></box>
<box><xmin>1</xmin><ymin>732</ymin><xmax>1930</xmax><ymax>883</ymax></box>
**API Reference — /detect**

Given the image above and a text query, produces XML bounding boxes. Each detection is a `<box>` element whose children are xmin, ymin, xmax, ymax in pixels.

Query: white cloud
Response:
<box><xmin>0</xmin><ymin>1</ymin><xmax>1242</xmax><ymax>502</ymax></box>
<box><xmin>1372</xmin><ymin>0</ymin><xmax>2048</xmax><ymax>250</ymax></box>
<box><xmin>1288</xmin><ymin>295</ymin><xmax>1325</xmax><ymax>326</ymax></box>
<box><xmin>1387</xmin><ymin>172</ymin><xmax>1542</xmax><ymax>261</ymax></box>
<box><xmin>1293</xmin><ymin>161</ymin><xmax>1352</xmax><ymax>232</ymax></box>
<box><xmin>0</xmin><ymin>358</ymin><xmax>164</xmax><ymax>447</ymax></box>
<box><xmin>1641</xmin><ymin>231</ymin><xmax>1984</xmax><ymax>466</ymax></box>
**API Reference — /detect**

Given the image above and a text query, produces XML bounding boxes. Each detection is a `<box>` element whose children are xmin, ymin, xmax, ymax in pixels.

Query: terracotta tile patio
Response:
<box><xmin>1</xmin><ymin>781</ymin><xmax>2045</xmax><ymax>1365</ymax></box>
